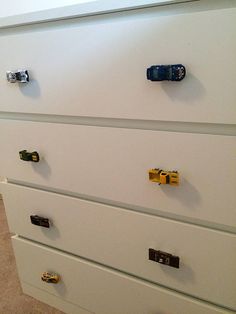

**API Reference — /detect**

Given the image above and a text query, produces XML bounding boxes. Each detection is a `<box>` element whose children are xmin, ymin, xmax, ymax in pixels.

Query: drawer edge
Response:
<box><xmin>0</xmin><ymin>0</ymin><xmax>195</xmax><ymax>29</ymax></box>
<box><xmin>21</xmin><ymin>282</ymin><xmax>93</xmax><ymax>314</ymax></box>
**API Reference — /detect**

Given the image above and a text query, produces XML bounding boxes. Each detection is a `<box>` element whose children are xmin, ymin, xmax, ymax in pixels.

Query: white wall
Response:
<box><xmin>0</xmin><ymin>0</ymin><xmax>96</xmax><ymax>17</ymax></box>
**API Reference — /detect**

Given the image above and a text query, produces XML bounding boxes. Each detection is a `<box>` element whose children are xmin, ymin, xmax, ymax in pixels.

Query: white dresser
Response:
<box><xmin>0</xmin><ymin>1</ymin><xmax>236</xmax><ymax>313</ymax></box>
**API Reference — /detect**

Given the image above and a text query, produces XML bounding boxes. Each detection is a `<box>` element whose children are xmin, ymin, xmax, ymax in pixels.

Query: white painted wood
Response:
<box><xmin>0</xmin><ymin>6</ymin><xmax>236</xmax><ymax>123</ymax></box>
<box><xmin>1</xmin><ymin>112</ymin><xmax>236</xmax><ymax>136</ymax></box>
<box><xmin>0</xmin><ymin>0</ymin><xmax>98</xmax><ymax>19</ymax></box>
<box><xmin>12</xmin><ymin>236</ymin><xmax>235</xmax><ymax>314</ymax></box>
<box><xmin>22</xmin><ymin>283</ymin><xmax>93</xmax><ymax>314</ymax></box>
<box><xmin>0</xmin><ymin>120</ymin><xmax>236</xmax><ymax>229</ymax></box>
<box><xmin>2</xmin><ymin>183</ymin><xmax>236</xmax><ymax>309</ymax></box>
<box><xmin>0</xmin><ymin>0</ymin><xmax>195</xmax><ymax>27</ymax></box>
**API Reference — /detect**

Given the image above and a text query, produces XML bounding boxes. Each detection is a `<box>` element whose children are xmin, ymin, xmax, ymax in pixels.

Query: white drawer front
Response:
<box><xmin>0</xmin><ymin>120</ymin><xmax>236</xmax><ymax>229</ymax></box>
<box><xmin>0</xmin><ymin>6</ymin><xmax>235</xmax><ymax>123</ymax></box>
<box><xmin>3</xmin><ymin>183</ymin><xmax>236</xmax><ymax>309</ymax></box>
<box><xmin>22</xmin><ymin>283</ymin><xmax>93</xmax><ymax>314</ymax></box>
<box><xmin>12</xmin><ymin>237</ymin><xmax>234</xmax><ymax>314</ymax></box>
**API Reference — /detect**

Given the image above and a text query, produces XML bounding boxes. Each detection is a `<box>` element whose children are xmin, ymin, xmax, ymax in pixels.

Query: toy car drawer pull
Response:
<box><xmin>149</xmin><ymin>249</ymin><xmax>180</xmax><ymax>269</ymax></box>
<box><xmin>41</xmin><ymin>272</ymin><xmax>60</xmax><ymax>284</ymax></box>
<box><xmin>6</xmin><ymin>69</ymin><xmax>29</xmax><ymax>83</ymax></box>
<box><xmin>19</xmin><ymin>150</ymin><xmax>40</xmax><ymax>162</ymax></box>
<box><xmin>147</xmin><ymin>64</ymin><xmax>186</xmax><ymax>81</ymax></box>
<box><xmin>30</xmin><ymin>215</ymin><xmax>50</xmax><ymax>228</ymax></box>
<box><xmin>148</xmin><ymin>168</ymin><xmax>179</xmax><ymax>186</ymax></box>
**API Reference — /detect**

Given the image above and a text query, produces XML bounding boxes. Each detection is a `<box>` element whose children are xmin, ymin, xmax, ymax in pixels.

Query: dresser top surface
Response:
<box><xmin>0</xmin><ymin>0</ymin><xmax>196</xmax><ymax>29</ymax></box>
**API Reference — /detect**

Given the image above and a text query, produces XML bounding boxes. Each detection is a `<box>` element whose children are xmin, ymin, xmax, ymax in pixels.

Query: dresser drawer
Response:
<box><xmin>1</xmin><ymin>120</ymin><xmax>236</xmax><ymax>230</ymax></box>
<box><xmin>12</xmin><ymin>236</ymin><xmax>234</xmax><ymax>314</ymax></box>
<box><xmin>3</xmin><ymin>183</ymin><xmax>236</xmax><ymax>309</ymax></box>
<box><xmin>0</xmin><ymin>6</ymin><xmax>236</xmax><ymax>123</ymax></box>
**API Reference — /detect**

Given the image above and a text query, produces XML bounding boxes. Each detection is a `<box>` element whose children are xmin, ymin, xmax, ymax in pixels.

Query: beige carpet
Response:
<box><xmin>0</xmin><ymin>199</ymin><xmax>64</xmax><ymax>314</ymax></box>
